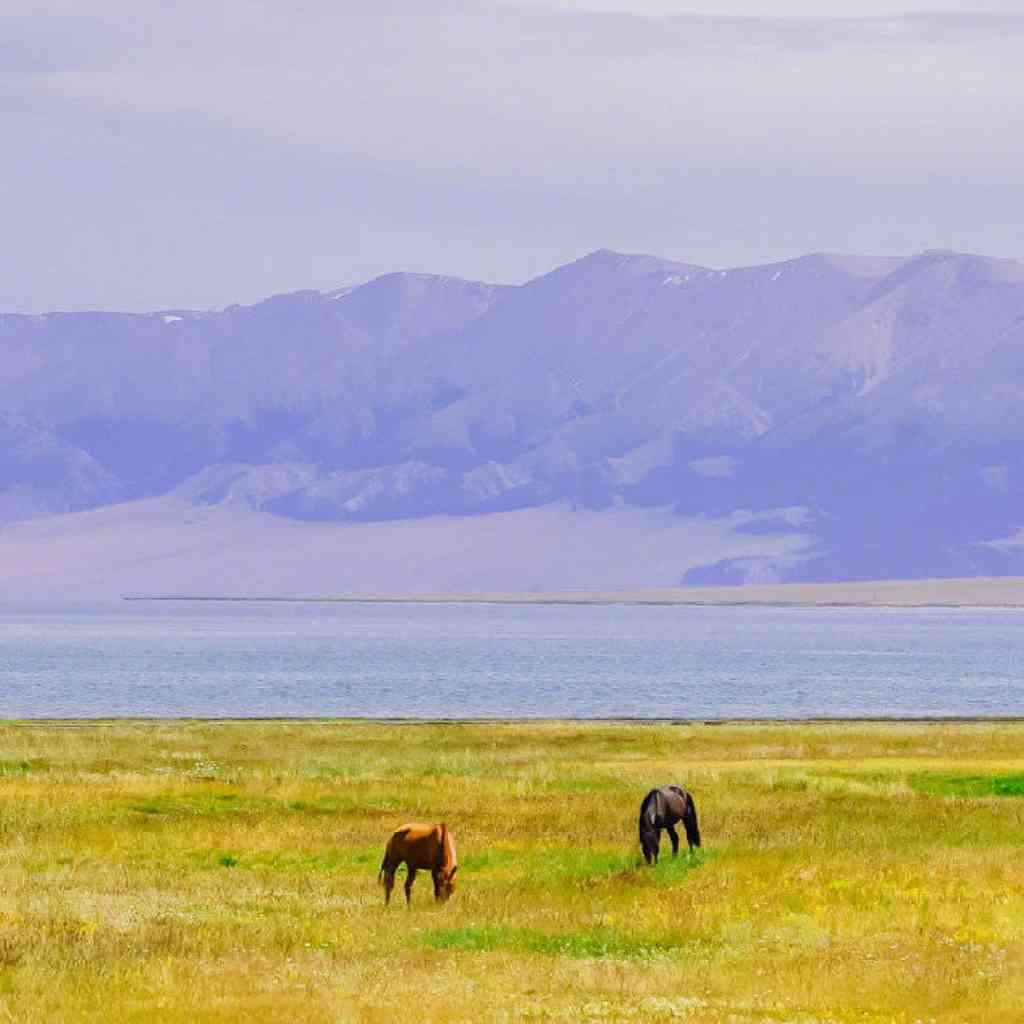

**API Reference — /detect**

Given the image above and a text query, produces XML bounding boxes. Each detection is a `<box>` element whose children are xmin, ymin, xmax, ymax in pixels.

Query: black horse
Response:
<box><xmin>638</xmin><ymin>785</ymin><xmax>701</xmax><ymax>864</ymax></box>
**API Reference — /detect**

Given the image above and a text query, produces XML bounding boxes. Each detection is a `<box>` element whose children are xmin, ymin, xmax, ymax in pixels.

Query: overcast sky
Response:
<box><xmin>3</xmin><ymin>1</ymin><xmax>1022</xmax><ymax>311</ymax></box>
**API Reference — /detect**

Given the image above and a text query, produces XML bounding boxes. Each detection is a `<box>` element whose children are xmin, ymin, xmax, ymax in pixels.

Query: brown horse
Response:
<box><xmin>379</xmin><ymin>822</ymin><xmax>458</xmax><ymax>905</ymax></box>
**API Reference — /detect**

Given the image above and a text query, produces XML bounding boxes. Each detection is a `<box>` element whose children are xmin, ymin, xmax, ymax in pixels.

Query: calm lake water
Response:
<box><xmin>2</xmin><ymin>601</ymin><xmax>1022</xmax><ymax>719</ymax></box>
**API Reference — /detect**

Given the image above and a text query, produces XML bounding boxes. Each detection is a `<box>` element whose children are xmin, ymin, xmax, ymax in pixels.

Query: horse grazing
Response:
<box><xmin>638</xmin><ymin>785</ymin><xmax>701</xmax><ymax>865</ymax></box>
<box><xmin>379</xmin><ymin>822</ymin><xmax>458</xmax><ymax>905</ymax></box>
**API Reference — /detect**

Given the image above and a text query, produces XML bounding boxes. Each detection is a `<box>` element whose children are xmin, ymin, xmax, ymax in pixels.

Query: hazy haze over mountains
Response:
<box><xmin>3</xmin><ymin>247</ymin><xmax>1024</xmax><ymax>599</ymax></box>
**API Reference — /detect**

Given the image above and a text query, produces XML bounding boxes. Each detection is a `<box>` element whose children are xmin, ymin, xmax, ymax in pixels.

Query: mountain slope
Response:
<box><xmin>0</xmin><ymin>494</ymin><xmax>812</xmax><ymax>604</ymax></box>
<box><xmin>2</xmin><ymin>248</ymin><xmax>1023</xmax><ymax>592</ymax></box>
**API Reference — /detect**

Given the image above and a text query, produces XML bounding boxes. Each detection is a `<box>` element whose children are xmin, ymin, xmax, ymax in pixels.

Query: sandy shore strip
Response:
<box><xmin>127</xmin><ymin>575</ymin><xmax>1024</xmax><ymax>607</ymax></box>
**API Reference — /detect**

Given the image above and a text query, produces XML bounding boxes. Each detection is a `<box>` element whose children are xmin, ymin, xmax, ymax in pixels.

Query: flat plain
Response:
<box><xmin>320</xmin><ymin>576</ymin><xmax>1024</xmax><ymax>607</ymax></box>
<box><xmin>0</xmin><ymin>721</ymin><xmax>1022</xmax><ymax>1023</ymax></box>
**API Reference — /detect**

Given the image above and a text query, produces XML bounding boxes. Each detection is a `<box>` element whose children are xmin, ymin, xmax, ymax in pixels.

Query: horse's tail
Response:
<box><xmin>684</xmin><ymin>791</ymin><xmax>702</xmax><ymax>848</ymax></box>
<box><xmin>379</xmin><ymin>832</ymin><xmax>396</xmax><ymax>883</ymax></box>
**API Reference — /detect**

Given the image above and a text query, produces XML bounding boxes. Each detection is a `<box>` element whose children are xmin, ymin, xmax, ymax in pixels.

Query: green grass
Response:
<box><xmin>910</xmin><ymin>772</ymin><xmax>1024</xmax><ymax>798</ymax></box>
<box><xmin>0</xmin><ymin>759</ymin><xmax>47</xmax><ymax>776</ymax></box>
<box><xmin>422</xmin><ymin>924</ymin><xmax>683</xmax><ymax>959</ymax></box>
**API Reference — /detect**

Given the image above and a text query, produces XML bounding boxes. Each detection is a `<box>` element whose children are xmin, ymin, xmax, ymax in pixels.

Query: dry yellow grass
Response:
<box><xmin>0</xmin><ymin>721</ymin><xmax>1022</xmax><ymax>1023</ymax></box>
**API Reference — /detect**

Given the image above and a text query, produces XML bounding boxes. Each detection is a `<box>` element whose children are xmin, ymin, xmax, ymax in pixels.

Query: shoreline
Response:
<box><xmin>9</xmin><ymin>716</ymin><xmax>1024</xmax><ymax>725</ymax></box>
<box><xmin>122</xmin><ymin>575</ymin><xmax>1024</xmax><ymax>609</ymax></box>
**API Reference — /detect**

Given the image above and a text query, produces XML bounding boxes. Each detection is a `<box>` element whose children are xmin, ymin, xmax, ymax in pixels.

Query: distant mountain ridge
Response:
<box><xmin>3</xmin><ymin>247</ymin><xmax>1024</xmax><ymax>591</ymax></box>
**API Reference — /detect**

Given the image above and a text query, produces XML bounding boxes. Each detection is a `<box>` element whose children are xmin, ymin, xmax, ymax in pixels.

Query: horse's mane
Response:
<box><xmin>639</xmin><ymin>789</ymin><xmax>660</xmax><ymax>831</ymax></box>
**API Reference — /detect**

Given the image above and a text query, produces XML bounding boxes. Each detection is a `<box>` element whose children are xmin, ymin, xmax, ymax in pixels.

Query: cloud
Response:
<box><xmin>0</xmin><ymin>13</ymin><xmax>133</xmax><ymax>74</ymax></box>
<box><xmin>503</xmin><ymin>8</ymin><xmax>1024</xmax><ymax>60</ymax></box>
<box><xmin>14</xmin><ymin>4</ymin><xmax>1020</xmax><ymax>184</ymax></box>
<box><xmin>1</xmin><ymin>2</ymin><xmax>1022</xmax><ymax>311</ymax></box>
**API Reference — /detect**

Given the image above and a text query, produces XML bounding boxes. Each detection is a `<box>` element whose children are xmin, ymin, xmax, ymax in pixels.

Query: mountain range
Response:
<box><xmin>3</xmin><ymin>247</ymin><xmax>1023</xmax><ymax>599</ymax></box>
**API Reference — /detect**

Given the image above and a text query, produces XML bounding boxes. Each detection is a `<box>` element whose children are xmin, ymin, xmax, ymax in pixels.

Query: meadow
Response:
<box><xmin>0</xmin><ymin>720</ymin><xmax>1022</xmax><ymax>1023</ymax></box>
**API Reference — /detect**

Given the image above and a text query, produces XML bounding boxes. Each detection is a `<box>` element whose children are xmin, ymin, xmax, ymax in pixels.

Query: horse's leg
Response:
<box><xmin>404</xmin><ymin>866</ymin><xmax>418</xmax><ymax>906</ymax></box>
<box><xmin>651</xmin><ymin>829</ymin><xmax>660</xmax><ymax>864</ymax></box>
<box><xmin>383</xmin><ymin>867</ymin><xmax>396</xmax><ymax>905</ymax></box>
<box><xmin>666</xmin><ymin>823</ymin><xmax>680</xmax><ymax>858</ymax></box>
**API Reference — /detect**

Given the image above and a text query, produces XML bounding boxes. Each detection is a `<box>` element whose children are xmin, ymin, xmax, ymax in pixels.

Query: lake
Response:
<box><xmin>2</xmin><ymin>601</ymin><xmax>1022</xmax><ymax>718</ymax></box>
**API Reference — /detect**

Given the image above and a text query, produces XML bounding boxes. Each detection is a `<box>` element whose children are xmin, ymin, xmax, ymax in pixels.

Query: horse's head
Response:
<box><xmin>434</xmin><ymin>864</ymin><xmax>457</xmax><ymax>902</ymax></box>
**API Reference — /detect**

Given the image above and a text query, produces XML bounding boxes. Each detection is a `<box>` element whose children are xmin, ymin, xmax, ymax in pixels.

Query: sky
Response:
<box><xmin>3</xmin><ymin>0</ymin><xmax>1022</xmax><ymax>312</ymax></box>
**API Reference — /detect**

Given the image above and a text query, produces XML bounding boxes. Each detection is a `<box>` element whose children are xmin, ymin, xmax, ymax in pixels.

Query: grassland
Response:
<box><xmin>0</xmin><ymin>721</ymin><xmax>1022</xmax><ymax>1023</ymax></box>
